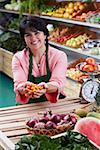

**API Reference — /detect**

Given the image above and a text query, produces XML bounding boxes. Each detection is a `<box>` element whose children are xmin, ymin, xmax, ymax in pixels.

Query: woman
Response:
<box><xmin>12</xmin><ymin>16</ymin><xmax>67</xmax><ymax>104</ymax></box>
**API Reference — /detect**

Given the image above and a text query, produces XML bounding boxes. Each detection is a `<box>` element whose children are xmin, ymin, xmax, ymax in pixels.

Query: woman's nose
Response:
<box><xmin>31</xmin><ymin>33</ymin><xmax>37</xmax><ymax>39</ymax></box>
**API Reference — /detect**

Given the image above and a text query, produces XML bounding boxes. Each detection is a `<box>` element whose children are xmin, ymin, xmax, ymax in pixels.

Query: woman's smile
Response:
<box><xmin>24</xmin><ymin>30</ymin><xmax>46</xmax><ymax>50</ymax></box>
<box><xmin>30</xmin><ymin>40</ymin><xmax>39</xmax><ymax>46</ymax></box>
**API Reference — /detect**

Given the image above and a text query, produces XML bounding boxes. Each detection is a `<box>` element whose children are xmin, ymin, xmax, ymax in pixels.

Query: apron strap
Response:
<box><xmin>45</xmin><ymin>47</ymin><xmax>50</xmax><ymax>75</ymax></box>
<box><xmin>28</xmin><ymin>51</ymin><xmax>33</xmax><ymax>81</ymax></box>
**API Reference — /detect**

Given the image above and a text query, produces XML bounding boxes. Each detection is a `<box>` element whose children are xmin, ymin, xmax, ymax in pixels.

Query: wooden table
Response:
<box><xmin>0</xmin><ymin>98</ymin><xmax>92</xmax><ymax>145</ymax></box>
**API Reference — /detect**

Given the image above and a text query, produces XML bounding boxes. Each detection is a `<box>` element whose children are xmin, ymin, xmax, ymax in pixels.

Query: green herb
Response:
<box><xmin>15</xmin><ymin>131</ymin><xmax>98</xmax><ymax>150</ymax></box>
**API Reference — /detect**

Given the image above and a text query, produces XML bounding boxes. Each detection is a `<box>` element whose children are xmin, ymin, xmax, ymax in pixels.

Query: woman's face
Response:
<box><xmin>24</xmin><ymin>30</ymin><xmax>46</xmax><ymax>51</ymax></box>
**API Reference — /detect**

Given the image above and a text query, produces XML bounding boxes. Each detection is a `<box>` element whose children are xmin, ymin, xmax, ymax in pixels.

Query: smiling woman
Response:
<box><xmin>12</xmin><ymin>16</ymin><xmax>67</xmax><ymax>104</ymax></box>
<box><xmin>0</xmin><ymin>72</ymin><xmax>16</xmax><ymax>107</ymax></box>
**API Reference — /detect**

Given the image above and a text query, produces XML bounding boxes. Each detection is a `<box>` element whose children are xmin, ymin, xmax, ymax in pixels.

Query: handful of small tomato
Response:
<box><xmin>81</xmin><ymin>57</ymin><xmax>99</xmax><ymax>72</ymax></box>
<box><xmin>25</xmin><ymin>84</ymin><xmax>44</xmax><ymax>95</ymax></box>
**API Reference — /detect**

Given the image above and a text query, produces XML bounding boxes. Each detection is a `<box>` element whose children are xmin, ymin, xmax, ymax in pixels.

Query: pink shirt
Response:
<box><xmin>12</xmin><ymin>46</ymin><xmax>67</xmax><ymax>104</ymax></box>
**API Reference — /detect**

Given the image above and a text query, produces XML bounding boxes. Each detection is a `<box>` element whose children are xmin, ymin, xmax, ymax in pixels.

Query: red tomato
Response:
<box><xmin>94</xmin><ymin>64</ymin><xmax>98</xmax><ymax>71</ymax></box>
<box><xmin>85</xmin><ymin>57</ymin><xmax>96</xmax><ymax>65</ymax></box>
<box><xmin>82</xmin><ymin>64</ymin><xmax>94</xmax><ymax>72</ymax></box>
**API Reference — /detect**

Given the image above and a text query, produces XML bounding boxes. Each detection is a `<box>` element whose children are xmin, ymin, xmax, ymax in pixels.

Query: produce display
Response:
<box><xmin>15</xmin><ymin>130</ymin><xmax>97</xmax><ymax>150</ymax></box>
<box><xmin>66</xmin><ymin>34</ymin><xmax>87</xmax><ymax>48</ymax></box>
<box><xmin>82</xmin><ymin>39</ymin><xmax>100</xmax><ymax>56</ymax></box>
<box><xmin>86</xmin><ymin>12</ymin><xmax>100</xmax><ymax>24</ymax></box>
<box><xmin>74</xmin><ymin>117</ymin><xmax>100</xmax><ymax>147</ymax></box>
<box><xmin>3</xmin><ymin>1</ymin><xmax>100</xmax><ymax>25</ymax></box>
<box><xmin>83</xmin><ymin>39</ymin><xmax>100</xmax><ymax>49</ymax></box>
<box><xmin>66</xmin><ymin>57</ymin><xmax>100</xmax><ymax>82</ymax></box>
<box><xmin>0</xmin><ymin>12</ymin><xmax>13</xmax><ymax>28</ymax></box>
<box><xmin>66</xmin><ymin>58</ymin><xmax>90</xmax><ymax>82</ymax></box>
<box><xmin>89</xmin><ymin>47</ymin><xmax>100</xmax><ymax>55</ymax></box>
<box><xmin>48</xmin><ymin>25</ymin><xmax>99</xmax><ymax>49</ymax></box>
<box><xmin>74</xmin><ymin>106</ymin><xmax>100</xmax><ymax>118</ymax></box>
<box><xmin>4</xmin><ymin>0</ymin><xmax>21</xmax><ymax>11</ymax></box>
<box><xmin>78</xmin><ymin>57</ymin><xmax>100</xmax><ymax>73</ymax></box>
<box><xmin>26</xmin><ymin>111</ymin><xmax>78</xmax><ymax>136</ymax></box>
<box><xmin>67</xmin><ymin>68</ymin><xmax>89</xmax><ymax>83</ymax></box>
<box><xmin>0</xmin><ymin>31</ymin><xmax>24</xmax><ymax>53</ymax></box>
<box><xmin>0</xmin><ymin>1</ymin><xmax>99</xmax><ymax>61</ymax></box>
<box><xmin>8</xmin><ymin>17</ymin><xmax>24</xmax><ymax>30</ymax></box>
<box><xmin>4</xmin><ymin>0</ymin><xmax>46</xmax><ymax>14</ymax></box>
<box><xmin>42</xmin><ymin>2</ymin><xmax>87</xmax><ymax>18</ymax></box>
<box><xmin>41</xmin><ymin>2</ymin><xmax>99</xmax><ymax>24</ymax></box>
<box><xmin>73</xmin><ymin>11</ymin><xmax>96</xmax><ymax>22</ymax></box>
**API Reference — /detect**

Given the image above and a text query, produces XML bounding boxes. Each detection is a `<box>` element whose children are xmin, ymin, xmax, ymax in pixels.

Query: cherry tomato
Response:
<box><xmin>82</xmin><ymin>64</ymin><xmax>94</xmax><ymax>72</ymax></box>
<box><xmin>93</xmin><ymin>64</ymin><xmax>98</xmax><ymax>71</ymax></box>
<box><xmin>85</xmin><ymin>57</ymin><xmax>96</xmax><ymax>65</ymax></box>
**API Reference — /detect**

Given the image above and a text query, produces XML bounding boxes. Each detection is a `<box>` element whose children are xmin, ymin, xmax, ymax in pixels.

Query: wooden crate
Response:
<box><xmin>0</xmin><ymin>48</ymin><xmax>13</xmax><ymax>78</ymax></box>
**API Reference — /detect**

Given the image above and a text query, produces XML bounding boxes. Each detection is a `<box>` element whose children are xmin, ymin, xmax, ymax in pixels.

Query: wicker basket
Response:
<box><xmin>26</xmin><ymin>123</ymin><xmax>73</xmax><ymax>136</ymax></box>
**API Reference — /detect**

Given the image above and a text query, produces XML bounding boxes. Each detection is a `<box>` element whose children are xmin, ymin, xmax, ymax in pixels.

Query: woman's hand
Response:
<box><xmin>32</xmin><ymin>89</ymin><xmax>46</xmax><ymax>99</ymax></box>
<box><xmin>17</xmin><ymin>82</ymin><xmax>47</xmax><ymax>99</ymax></box>
<box><xmin>32</xmin><ymin>82</ymin><xmax>47</xmax><ymax>99</ymax></box>
<box><xmin>17</xmin><ymin>81</ymin><xmax>33</xmax><ymax>98</ymax></box>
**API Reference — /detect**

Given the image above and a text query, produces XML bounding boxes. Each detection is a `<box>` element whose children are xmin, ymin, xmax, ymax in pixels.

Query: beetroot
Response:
<box><xmin>50</xmin><ymin>114</ymin><xmax>61</xmax><ymax>124</ymax></box>
<box><xmin>45</xmin><ymin>121</ymin><xmax>56</xmax><ymax>129</ymax></box>
<box><xmin>39</xmin><ymin>116</ymin><xmax>49</xmax><ymax>124</ymax></box>
<box><xmin>57</xmin><ymin>120</ymin><xmax>65</xmax><ymax>126</ymax></box>
<box><xmin>64</xmin><ymin>114</ymin><xmax>71</xmax><ymax>122</ymax></box>
<box><xmin>34</xmin><ymin>122</ymin><xmax>45</xmax><ymax>129</ymax></box>
<box><xmin>70</xmin><ymin>116</ymin><xmax>77</xmax><ymax>124</ymax></box>
<box><xmin>59</xmin><ymin>114</ymin><xmax>66</xmax><ymax>120</ymax></box>
<box><xmin>26</xmin><ymin>119</ymin><xmax>38</xmax><ymax>127</ymax></box>
<box><xmin>26</xmin><ymin>111</ymin><xmax>78</xmax><ymax>131</ymax></box>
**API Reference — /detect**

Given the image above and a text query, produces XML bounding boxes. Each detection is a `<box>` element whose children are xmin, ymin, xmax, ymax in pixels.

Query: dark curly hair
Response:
<box><xmin>19</xmin><ymin>16</ymin><xmax>49</xmax><ymax>50</ymax></box>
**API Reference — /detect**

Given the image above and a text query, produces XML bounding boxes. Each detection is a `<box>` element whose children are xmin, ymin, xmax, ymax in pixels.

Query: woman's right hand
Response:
<box><xmin>17</xmin><ymin>81</ymin><xmax>33</xmax><ymax>98</ymax></box>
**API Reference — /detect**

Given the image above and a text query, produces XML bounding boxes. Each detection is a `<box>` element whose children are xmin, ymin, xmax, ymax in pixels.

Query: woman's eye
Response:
<box><xmin>35</xmin><ymin>31</ymin><xmax>40</xmax><ymax>35</ymax></box>
<box><xmin>24</xmin><ymin>34</ymin><xmax>30</xmax><ymax>37</ymax></box>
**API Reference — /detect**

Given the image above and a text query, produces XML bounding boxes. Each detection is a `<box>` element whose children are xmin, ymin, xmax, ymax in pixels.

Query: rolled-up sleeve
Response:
<box><xmin>12</xmin><ymin>53</ymin><xmax>29</xmax><ymax>104</ymax></box>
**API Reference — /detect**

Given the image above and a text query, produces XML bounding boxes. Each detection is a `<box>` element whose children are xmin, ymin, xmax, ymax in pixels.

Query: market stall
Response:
<box><xmin>0</xmin><ymin>98</ymin><xmax>91</xmax><ymax>145</ymax></box>
<box><xmin>0</xmin><ymin>1</ymin><xmax>100</xmax><ymax>149</ymax></box>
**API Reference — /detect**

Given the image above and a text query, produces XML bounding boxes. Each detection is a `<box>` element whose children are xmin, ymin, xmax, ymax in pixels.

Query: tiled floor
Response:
<box><xmin>0</xmin><ymin>72</ymin><xmax>16</xmax><ymax>107</ymax></box>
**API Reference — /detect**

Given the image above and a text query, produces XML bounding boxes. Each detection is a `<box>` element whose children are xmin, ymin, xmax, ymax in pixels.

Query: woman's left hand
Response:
<box><xmin>32</xmin><ymin>82</ymin><xmax>47</xmax><ymax>99</ymax></box>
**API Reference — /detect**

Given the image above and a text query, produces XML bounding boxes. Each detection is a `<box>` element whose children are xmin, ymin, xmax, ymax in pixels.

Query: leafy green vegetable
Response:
<box><xmin>15</xmin><ymin>131</ymin><xmax>98</xmax><ymax>150</ymax></box>
<box><xmin>0</xmin><ymin>32</ymin><xmax>24</xmax><ymax>53</ymax></box>
<box><xmin>8</xmin><ymin>17</ymin><xmax>24</xmax><ymax>30</ymax></box>
<box><xmin>95</xmin><ymin>83</ymin><xmax>100</xmax><ymax>106</ymax></box>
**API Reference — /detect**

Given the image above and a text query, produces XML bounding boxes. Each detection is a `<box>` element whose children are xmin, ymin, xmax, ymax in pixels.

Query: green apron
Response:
<box><xmin>16</xmin><ymin>48</ymin><xmax>65</xmax><ymax>105</ymax></box>
<box><xmin>28</xmin><ymin>48</ymin><xmax>51</xmax><ymax>103</ymax></box>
